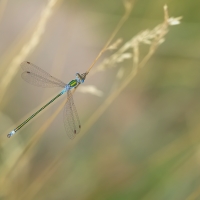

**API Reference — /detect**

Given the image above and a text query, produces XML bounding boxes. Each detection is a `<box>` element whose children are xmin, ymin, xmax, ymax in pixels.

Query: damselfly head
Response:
<box><xmin>76</xmin><ymin>72</ymin><xmax>88</xmax><ymax>83</ymax></box>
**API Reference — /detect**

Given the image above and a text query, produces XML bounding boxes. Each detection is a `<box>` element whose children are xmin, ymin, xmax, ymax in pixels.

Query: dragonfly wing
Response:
<box><xmin>63</xmin><ymin>90</ymin><xmax>81</xmax><ymax>139</ymax></box>
<box><xmin>21</xmin><ymin>61</ymin><xmax>66</xmax><ymax>88</ymax></box>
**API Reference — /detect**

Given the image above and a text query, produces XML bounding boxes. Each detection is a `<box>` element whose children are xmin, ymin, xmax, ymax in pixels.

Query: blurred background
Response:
<box><xmin>0</xmin><ymin>0</ymin><xmax>200</xmax><ymax>199</ymax></box>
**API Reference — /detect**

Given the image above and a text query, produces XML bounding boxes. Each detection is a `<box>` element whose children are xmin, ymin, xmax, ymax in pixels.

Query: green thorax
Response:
<box><xmin>68</xmin><ymin>79</ymin><xmax>78</xmax><ymax>88</ymax></box>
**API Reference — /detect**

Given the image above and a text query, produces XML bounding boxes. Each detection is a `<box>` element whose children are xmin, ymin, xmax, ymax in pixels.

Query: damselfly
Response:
<box><xmin>7</xmin><ymin>61</ymin><xmax>87</xmax><ymax>139</ymax></box>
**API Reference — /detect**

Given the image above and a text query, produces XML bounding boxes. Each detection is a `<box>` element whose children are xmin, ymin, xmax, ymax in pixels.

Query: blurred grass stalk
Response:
<box><xmin>0</xmin><ymin>0</ymin><xmax>61</xmax><ymax>198</ymax></box>
<box><xmin>1</xmin><ymin>1</ymin><xmax>183</xmax><ymax>199</ymax></box>
<box><xmin>8</xmin><ymin>4</ymin><xmax>182</xmax><ymax>200</ymax></box>
<box><xmin>83</xmin><ymin>5</ymin><xmax>182</xmax><ymax>138</ymax></box>
<box><xmin>2</xmin><ymin>1</ymin><xmax>135</xmax><ymax>199</ymax></box>
<box><xmin>0</xmin><ymin>0</ymin><xmax>60</xmax><ymax>104</ymax></box>
<box><xmin>0</xmin><ymin>0</ymin><xmax>7</xmax><ymax>25</ymax></box>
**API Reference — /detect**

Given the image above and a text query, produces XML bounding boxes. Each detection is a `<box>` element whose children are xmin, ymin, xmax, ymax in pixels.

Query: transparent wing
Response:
<box><xmin>63</xmin><ymin>90</ymin><xmax>81</xmax><ymax>139</ymax></box>
<box><xmin>21</xmin><ymin>61</ymin><xmax>66</xmax><ymax>88</ymax></box>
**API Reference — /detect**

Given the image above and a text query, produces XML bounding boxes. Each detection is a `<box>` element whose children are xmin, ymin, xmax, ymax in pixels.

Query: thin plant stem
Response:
<box><xmin>86</xmin><ymin>0</ymin><xmax>134</xmax><ymax>74</ymax></box>
<box><xmin>0</xmin><ymin>0</ymin><xmax>60</xmax><ymax>104</ymax></box>
<box><xmin>19</xmin><ymin>5</ymin><xmax>174</xmax><ymax>200</ymax></box>
<box><xmin>83</xmin><ymin>5</ymin><xmax>170</xmax><ymax>138</ymax></box>
<box><xmin>1</xmin><ymin>98</ymin><xmax>66</xmax><ymax>197</ymax></box>
<box><xmin>185</xmin><ymin>185</ymin><xmax>200</xmax><ymax>200</ymax></box>
<box><xmin>0</xmin><ymin>0</ymin><xmax>7</xmax><ymax>25</ymax></box>
<box><xmin>15</xmin><ymin>2</ymin><xmax>135</xmax><ymax>199</ymax></box>
<box><xmin>5</xmin><ymin>4</ymin><xmax>183</xmax><ymax>200</ymax></box>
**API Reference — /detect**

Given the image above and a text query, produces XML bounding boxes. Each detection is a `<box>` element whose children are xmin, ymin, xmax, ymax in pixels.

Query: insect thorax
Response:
<box><xmin>68</xmin><ymin>79</ymin><xmax>78</xmax><ymax>88</ymax></box>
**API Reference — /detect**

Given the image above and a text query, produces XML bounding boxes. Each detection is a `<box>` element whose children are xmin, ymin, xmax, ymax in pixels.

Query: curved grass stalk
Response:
<box><xmin>185</xmin><ymin>185</ymin><xmax>200</xmax><ymax>200</ymax></box>
<box><xmin>1</xmin><ymin>33</ymin><xmax>79</xmax><ymax>198</ymax></box>
<box><xmin>12</xmin><ymin>2</ymin><xmax>135</xmax><ymax>199</ymax></box>
<box><xmin>16</xmin><ymin>5</ymin><xmax>182</xmax><ymax>200</ymax></box>
<box><xmin>1</xmin><ymin>98</ymin><xmax>66</xmax><ymax>198</ymax></box>
<box><xmin>0</xmin><ymin>0</ymin><xmax>59</xmax><ymax>104</ymax></box>
<box><xmin>3</xmin><ymin>3</ymin><xmax>183</xmax><ymax>200</ymax></box>
<box><xmin>0</xmin><ymin>0</ymin><xmax>7</xmax><ymax>24</ymax></box>
<box><xmin>86</xmin><ymin>0</ymin><xmax>134</xmax><ymax>74</ymax></box>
